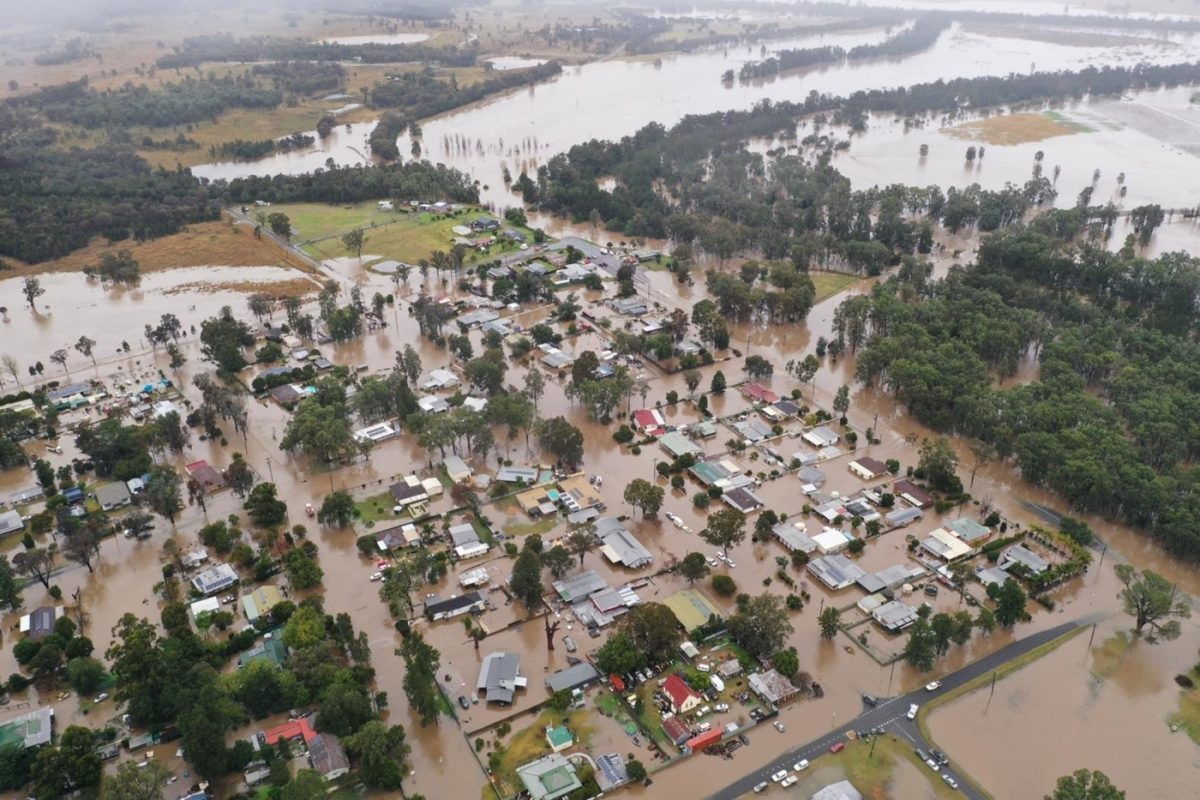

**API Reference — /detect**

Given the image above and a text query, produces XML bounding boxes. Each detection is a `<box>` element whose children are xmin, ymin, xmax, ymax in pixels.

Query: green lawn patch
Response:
<box><xmin>436</xmin><ymin>690</ymin><xmax>454</xmax><ymax>717</ymax></box>
<box><xmin>1168</xmin><ymin>668</ymin><xmax>1200</xmax><ymax>744</ymax></box>
<box><xmin>503</xmin><ymin>516</ymin><xmax>559</xmax><ymax>538</ymax></box>
<box><xmin>355</xmin><ymin>491</ymin><xmax>397</xmax><ymax>528</ymax></box>
<box><xmin>812</xmin><ymin>735</ymin><xmax>961</xmax><ymax>799</ymax></box>
<box><xmin>810</xmin><ymin>271</ymin><xmax>859</xmax><ymax>302</ymax></box>
<box><xmin>489</xmin><ymin>708</ymin><xmax>593</xmax><ymax>794</ymax></box>
<box><xmin>1090</xmin><ymin>630</ymin><xmax>1132</xmax><ymax>679</ymax></box>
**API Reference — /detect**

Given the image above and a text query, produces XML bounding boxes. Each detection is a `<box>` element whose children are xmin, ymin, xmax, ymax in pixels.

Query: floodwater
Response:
<box><xmin>315</xmin><ymin>33</ymin><xmax>430</xmax><ymax>46</ymax></box>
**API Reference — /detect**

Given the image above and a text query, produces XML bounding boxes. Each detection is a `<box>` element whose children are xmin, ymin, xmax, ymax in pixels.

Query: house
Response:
<box><xmin>449</xmin><ymin>523</ymin><xmax>491</xmax><ymax>559</ymax></box>
<box><xmin>722</xmin><ymin>486</ymin><xmax>764</xmax><ymax>513</ymax></box>
<box><xmin>61</xmin><ymin>486</ymin><xmax>85</xmax><ymax>505</ymax></box>
<box><xmin>186</xmin><ymin>460</ymin><xmax>226</xmax><ymax>492</ymax></box>
<box><xmin>94</xmin><ymin>482</ymin><xmax>132</xmax><ymax>511</ymax></box>
<box><xmin>242</xmin><ymin>585</ymin><xmax>284</xmax><ymax>622</ymax></box>
<box><xmin>695</xmin><ymin>420</ymin><xmax>718</xmax><ymax>439</ymax></box>
<box><xmin>659</xmin><ymin>430</ymin><xmax>702</xmax><ymax>459</ymax></box>
<box><xmin>812</xmin><ymin>527</ymin><xmax>854</xmax><ymax>554</ymax></box>
<box><xmin>807</xmin><ymin>554</ymin><xmax>867</xmax><ymax>590</ymax></box>
<box><xmin>19</xmin><ymin>606</ymin><xmax>64</xmax><ymax>640</ymax></box>
<box><xmin>497</xmin><ymin>465</ymin><xmax>540</xmax><ymax>484</ymax></box>
<box><xmin>812</xmin><ymin>500</ymin><xmax>848</xmax><ymax>524</ymax></box>
<box><xmin>268</xmin><ymin>384</ymin><xmax>304</xmax><ymax>406</ymax></box>
<box><xmin>748</xmin><ymin>668</ymin><xmax>799</xmax><ymax>705</ymax></box>
<box><xmin>516</xmin><ymin>485</ymin><xmax>555</xmax><ymax>516</ymax></box>
<box><xmin>0</xmin><ymin>509</ymin><xmax>24</xmax><ymax>538</ymax></box>
<box><xmin>457</xmin><ymin>308</ymin><xmax>500</xmax><ymax>330</ymax></box>
<box><xmin>773</xmin><ymin>399</ymin><xmax>802</xmax><ymax>417</ymax></box>
<box><xmin>390</xmin><ymin>475</ymin><xmax>430</xmax><ymax>508</ymax></box>
<box><xmin>661</xmin><ymin>715</ymin><xmax>691</xmax><ymax>747</ymax></box>
<box><xmin>0</xmin><ymin>707</ymin><xmax>54</xmax><ymax>750</ymax></box>
<box><xmin>662</xmin><ymin>673</ymin><xmax>701</xmax><ymax>714</ymax></box>
<box><xmin>263</xmin><ymin>717</ymin><xmax>316</xmax><ymax>747</ymax></box>
<box><xmin>870</xmin><ymin>599</ymin><xmax>920</xmax><ymax>632</ymax></box>
<box><xmin>796</xmin><ymin>465</ymin><xmax>826</xmax><ymax>491</ymax></box>
<box><xmin>422</xmin><ymin>368</ymin><xmax>460</xmax><ymax>391</ymax></box>
<box><xmin>545</xmin><ymin>662</ymin><xmax>601</xmax><ymax>694</ymax></box>
<box><xmin>542</xmin><ymin>348</ymin><xmax>574</xmax><ymax>371</ymax></box>
<box><xmin>545</xmin><ymin>725</ymin><xmax>574</xmax><ymax>753</ymax></box>
<box><xmin>552</xmin><ymin>570</ymin><xmax>610</xmax><ymax>603</ymax></box>
<box><xmin>459</xmin><ymin>566</ymin><xmax>491</xmax><ymax>589</ymax></box>
<box><xmin>741</xmin><ymin>383</ymin><xmax>778</xmax><ymax>404</ymax></box>
<box><xmin>857</xmin><ymin>564</ymin><xmax>924</xmax><ymax>594</ymax></box>
<box><xmin>516</xmin><ymin>753</ymin><xmax>583</xmax><ymax>800</ymax></box>
<box><xmin>947</xmin><ymin>517</ymin><xmax>992</xmax><ymax>544</ymax></box>
<box><xmin>377</xmin><ymin>523</ymin><xmax>421</xmax><ymax>551</ymax></box>
<box><xmin>813</xmin><ymin>781</ymin><xmax>865</xmax><ymax>800</ymax></box>
<box><xmin>894</xmin><ymin>479</ymin><xmax>933</xmax><ymax>508</ymax></box>
<box><xmin>663</xmin><ymin>588</ymin><xmax>723</xmax><ymax>631</ymax></box>
<box><xmin>238</xmin><ymin>637</ymin><xmax>288</xmax><ymax>669</ymax></box>
<box><xmin>802</xmin><ymin>427</ymin><xmax>840</xmax><ymax>448</ymax></box>
<box><xmin>597</xmin><ymin>517</ymin><xmax>653</xmax><ymax>569</ymax></box>
<box><xmin>732</xmin><ymin>417</ymin><xmax>775</xmax><ymax>443</ymax></box>
<box><xmin>243</xmin><ymin>761</ymin><xmax>271</xmax><ymax>786</ymax></box>
<box><xmin>976</xmin><ymin>565</ymin><xmax>1011</xmax><ymax>588</ymax></box>
<box><xmin>885</xmin><ymin>506</ymin><xmax>924</xmax><ymax>528</ymax></box>
<box><xmin>191</xmin><ymin>563</ymin><xmax>238</xmax><ymax>596</ymax></box>
<box><xmin>717</xmin><ymin>659</ymin><xmax>743</xmax><ymax>678</ymax></box>
<box><xmin>478</xmin><ymin>651</ymin><xmax>527</xmax><ymax>704</ymax></box>
<box><xmin>921</xmin><ymin>528</ymin><xmax>974</xmax><ymax>562</ymax></box>
<box><xmin>612</xmin><ymin>297</ymin><xmax>648</xmax><ymax>317</ymax></box>
<box><xmin>848</xmin><ymin>457</ymin><xmax>889</xmax><ymax>481</ymax></box>
<box><xmin>189</xmin><ymin>597</ymin><xmax>220</xmax><ymax>622</ymax></box>
<box><xmin>418</xmin><ymin>395</ymin><xmax>450</xmax><ymax>414</ymax></box>
<box><xmin>180</xmin><ymin>546</ymin><xmax>209</xmax><ymax>569</ymax></box>
<box><xmin>632</xmin><ymin>408</ymin><xmax>666</xmax><ymax>433</ymax></box>
<box><xmin>308</xmin><ymin>734</ymin><xmax>350</xmax><ymax>781</ymax></box>
<box><xmin>462</xmin><ymin>396</ymin><xmax>488</xmax><ymax>413</ymax></box>
<box><xmin>772</xmin><ymin>522</ymin><xmax>817</xmax><ymax>554</ymax></box>
<box><xmin>1000</xmin><ymin>544</ymin><xmax>1050</xmax><ymax>574</ymax></box>
<box><xmin>676</xmin><ymin>339</ymin><xmax>703</xmax><ymax>358</ymax></box>
<box><xmin>354</xmin><ymin>422</ymin><xmax>396</xmax><ymax>443</ymax></box>
<box><xmin>556</xmin><ymin>475</ymin><xmax>604</xmax><ymax>515</ymax></box>
<box><xmin>471</xmin><ymin>216</ymin><xmax>501</xmax><ymax>231</ymax></box>
<box><xmin>425</xmin><ymin>592</ymin><xmax>485</xmax><ymax>621</ymax></box>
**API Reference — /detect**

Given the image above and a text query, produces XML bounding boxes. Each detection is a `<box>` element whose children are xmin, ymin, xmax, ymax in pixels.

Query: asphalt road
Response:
<box><xmin>708</xmin><ymin>619</ymin><xmax>1088</xmax><ymax>800</ymax></box>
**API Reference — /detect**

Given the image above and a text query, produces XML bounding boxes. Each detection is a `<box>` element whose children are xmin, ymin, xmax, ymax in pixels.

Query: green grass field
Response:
<box><xmin>1169</xmin><ymin>668</ymin><xmax>1200</xmax><ymax>744</ymax></box>
<box><xmin>813</xmin><ymin>735</ymin><xmax>962</xmax><ymax>799</ymax></box>
<box><xmin>355</xmin><ymin>491</ymin><xmax>397</xmax><ymax>527</ymax></box>
<box><xmin>811</xmin><ymin>271</ymin><xmax>859</xmax><ymax>302</ymax></box>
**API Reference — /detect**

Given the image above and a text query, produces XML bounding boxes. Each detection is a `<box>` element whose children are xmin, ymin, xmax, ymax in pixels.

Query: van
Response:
<box><xmin>697</xmin><ymin>722</ymin><xmax>712</xmax><ymax>733</ymax></box>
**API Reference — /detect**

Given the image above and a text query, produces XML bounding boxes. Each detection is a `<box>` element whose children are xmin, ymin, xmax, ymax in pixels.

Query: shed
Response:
<box><xmin>0</xmin><ymin>509</ymin><xmax>24</xmax><ymax>538</ymax></box>
<box><xmin>662</xmin><ymin>715</ymin><xmax>691</xmax><ymax>746</ymax></box>
<box><xmin>443</xmin><ymin>455</ymin><xmax>472</xmax><ymax>483</ymax></box>
<box><xmin>663</xmin><ymin>588</ymin><xmax>723</xmax><ymax>631</ymax></box>
<box><xmin>848</xmin><ymin>457</ymin><xmax>888</xmax><ymax>480</ymax></box>
<box><xmin>19</xmin><ymin>606</ymin><xmax>63</xmax><ymax>640</ymax></box>
<box><xmin>685</xmin><ymin>728</ymin><xmax>723</xmax><ymax>752</ymax></box>
<box><xmin>545</xmin><ymin>662</ymin><xmax>601</xmax><ymax>694</ymax></box>
<box><xmin>748</xmin><ymin>669</ymin><xmax>799</xmax><ymax>705</ymax></box>
<box><xmin>545</xmin><ymin>725</ymin><xmax>574</xmax><ymax>753</ymax></box>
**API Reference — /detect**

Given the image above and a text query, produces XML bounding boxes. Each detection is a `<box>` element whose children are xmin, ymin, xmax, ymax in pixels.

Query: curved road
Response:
<box><xmin>709</xmin><ymin>619</ymin><xmax>1091</xmax><ymax>800</ymax></box>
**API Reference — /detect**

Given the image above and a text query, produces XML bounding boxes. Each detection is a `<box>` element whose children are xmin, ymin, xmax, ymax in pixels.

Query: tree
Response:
<box><xmin>31</xmin><ymin>725</ymin><xmax>101</xmax><ymax>798</ymax></box>
<box><xmin>281</xmin><ymin>769</ymin><xmax>328</xmax><ymax>800</ymax></box>
<box><xmin>395</xmin><ymin>344</ymin><xmax>422</xmax><ymax>387</ymax></box>
<box><xmin>62</xmin><ymin>527</ymin><xmax>101</xmax><ymax>573</ymax></box>
<box><xmin>1113</xmin><ymin>564</ymin><xmax>1189</xmax><ymax>641</ymax></box>
<box><xmin>144</xmin><ymin>465</ymin><xmax>183</xmax><ymax>526</ymax></box>
<box><xmin>316</xmin><ymin>682</ymin><xmax>375</xmax><ymax>736</ymax></box>
<box><xmin>245</xmin><ymin>482</ymin><xmax>288</xmax><ymax>527</ymax></box>
<box><xmin>772</xmin><ymin>647</ymin><xmax>799</xmax><ymax>678</ymax></box>
<box><xmin>317</xmin><ymin>490</ymin><xmax>356</xmax><ymax>528</ymax></box>
<box><xmin>281</xmin><ymin>398</ymin><xmax>358</xmax><ymax>463</ymax></box>
<box><xmin>903</xmin><ymin>618</ymin><xmax>938</xmax><ymax>671</ymax></box>
<box><xmin>744</xmin><ymin>355</ymin><xmax>773</xmax><ymax>380</ymax></box>
<box><xmin>700</xmin><ymin>508</ymin><xmax>746</xmax><ymax>554</ymax></box>
<box><xmin>991</xmin><ymin>578</ymin><xmax>1028</xmax><ymax>629</ymax></box>
<box><xmin>0</xmin><ymin>556</ymin><xmax>22</xmax><ymax>611</ymax></box>
<box><xmin>66</xmin><ymin>656</ymin><xmax>106</xmax><ymax>694</ymax></box>
<box><xmin>102</xmin><ymin>759</ymin><xmax>172</xmax><ymax>800</ymax></box>
<box><xmin>679</xmin><ymin>552</ymin><xmax>710</xmax><ymax>583</ymax></box>
<box><xmin>541</xmin><ymin>545</ymin><xmax>574</xmax><ymax>580</ymax></box>
<box><xmin>283</xmin><ymin>547</ymin><xmax>324</xmax><ymax>590</ymax></box>
<box><xmin>710</xmin><ymin>370</ymin><xmax>726</xmax><ymax>394</ymax></box>
<box><xmin>345</xmin><ymin>722</ymin><xmax>410</xmax><ymax>790</ymax></box>
<box><xmin>267</xmin><ymin>212</ymin><xmax>292</xmax><ymax>239</ymax></box>
<box><xmin>510</xmin><ymin>546</ymin><xmax>545</xmax><ymax>615</ymax></box>
<box><xmin>199</xmin><ymin>306</ymin><xmax>255</xmax><ymax>372</ymax></box>
<box><xmin>566</xmin><ymin>527</ymin><xmax>597</xmax><ymax>567</ymax></box>
<box><xmin>22</xmin><ymin>277</ymin><xmax>44</xmax><ymax>310</ymax></box>
<box><xmin>50</xmin><ymin>348</ymin><xmax>69</xmax><ymax>376</ymax></box>
<box><xmin>536</xmin><ymin>416</ymin><xmax>584</xmax><ymax>469</ymax></box>
<box><xmin>226</xmin><ymin>452</ymin><xmax>255</xmax><ymax>497</ymax></box>
<box><xmin>917</xmin><ymin>437</ymin><xmax>960</xmax><ymax>492</ymax></box>
<box><xmin>398</xmin><ymin>631</ymin><xmax>441</xmax><ymax>728</ymax></box>
<box><xmin>1046</xmin><ymin>769</ymin><xmax>1126</xmax><ymax>800</ymax></box>
<box><xmin>627</xmin><ymin>759</ymin><xmax>647</xmax><ymax>782</ymax></box>
<box><xmin>833</xmin><ymin>384</ymin><xmax>850</xmax><ymax>419</ymax></box>
<box><xmin>711</xmin><ymin>574</ymin><xmax>737</xmax><ymax>597</ymax></box>
<box><xmin>595</xmin><ymin>630</ymin><xmax>646</xmax><ymax>675</ymax></box>
<box><xmin>342</xmin><ymin>228</ymin><xmax>368</xmax><ymax>258</ymax></box>
<box><xmin>619</xmin><ymin>603</ymin><xmax>683</xmax><ymax>665</ymax></box>
<box><xmin>728</xmin><ymin>594</ymin><xmax>794</xmax><ymax>659</ymax></box>
<box><xmin>818</xmin><ymin>607</ymin><xmax>841</xmax><ymax>639</ymax></box>
<box><xmin>74</xmin><ymin>335</ymin><xmax>97</xmax><ymax>367</ymax></box>
<box><xmin>623</xmin><ymin>478</ymin><xmax>665</xmax><ymax>518</ymax></box>
<box><xmin>283</xmin><ymin>606</ymin><xmax>326</xmax><ymax>650</ymax></box>
<box><xmin>13</xmin><ymin>547</ymin><xmax>55</xmax><ymax>590</ymax></box>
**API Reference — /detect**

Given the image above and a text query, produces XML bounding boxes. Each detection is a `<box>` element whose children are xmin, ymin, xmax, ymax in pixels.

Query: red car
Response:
<box><xmin>830</xmin><ymin>741</ymin><xmax>845</xmax><ymax>754</ymax></box>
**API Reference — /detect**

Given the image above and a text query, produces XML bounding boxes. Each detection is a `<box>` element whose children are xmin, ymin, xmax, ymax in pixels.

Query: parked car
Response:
<box><xmin>830</xmin><ymin>741</ymin><xmax>845</xmax><ymax>753</ymax></box>
<box><xmin>924</xmin><ymin>584</ymin><xmax>939</xmax><ymax>596</ymax></box>
<box><xmin>563</xmin><ymin>636</ymin><xmax>577</xmax><ymax>653</ymax></box>
<box><xmin>793</xmin><ymin>759</ymin><xmax>809</xmax><ymax>771</ymax></box>
<box><xmin>706</xmin><ymin>557</ymin><xmax>720</xmax><ymax>567</ymax></box>
<box><xmin>781</xmin><ymin>776</ymin><xmax>798</xmax><ymax>788</ymax></box>
<box><xmin>924</xmin><ymin>757</ymin><xmax>940</xmax><ymax>770</ymax></box>
<box><xmin>457</xmin><ymin>696</ymin><xmax>470</xmax><ymax>710</ymax></box>
<box><xmin>95</xmin><ymin>692</ymin><xmax>109</xmax><ymax>703</ymax></box>
<box><xmin>753</xmin><ymin>782</ymin><xmax>769</xmax><ymax>793</ymax></box>
<box><xmin>370</xmin><ymin>572</ymin><xmax>383</xmax><ymax>582</ymax></box>
<box><xmin>861</xmin><ymin>693</ymin><xmax>878</xmax><ymax>706</ymax></box>
<box><xmin>925</xmin><ymin>680</ymin><xmax>942</xmax><ymax>692</ymax></box>
<box><xmin>714</xmin><ymin>703</ymin><xmax>730</xmax><ymax>712</ymax></box>
<box><xmin>771</xmin><ymin>770</ymin><xmax>789</xmax><ymax>782</ymax></box>
<box><xmin>907</xmin><ymin>703</ymin><xmax>919</xmax><ymax>720</ymax></box>
<box><xmin>942</xmin><ymin>774</ymin><xmax>960</xmax><ymax>790</ymax></box>
<box><xmin>931</xmin><ymin>750</ymin><xmax>948</xmax><ymax>765</ymax></box>
<box><xmin>773</xmin><ymin>721</ymin><xmax>786</xmax><ymax>733</ymax></box>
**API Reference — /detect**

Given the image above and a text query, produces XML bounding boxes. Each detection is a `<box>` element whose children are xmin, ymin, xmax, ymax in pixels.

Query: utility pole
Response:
<box><xmin>886</xmin><ymin>659</ymin><xmax>897</xmax><ymax>697</ymax></box>
<box><xmin>984</xmin><ymin>670</ymin><xmax>997</xmax><ymax>713</ymax></box>
<box><xmin>265</xmin><ymin>456</ymin><xmax>275</xmax><ymax>484</ymax></box>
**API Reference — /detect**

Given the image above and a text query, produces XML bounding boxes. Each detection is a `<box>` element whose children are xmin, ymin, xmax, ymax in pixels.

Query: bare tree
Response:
<box><xmin>1</xmin><ymin>354</ymin><xmax>20</xmax><ymax>386</ymax></box>
<box><xmin>75</xmin><ymin>335</ymin><xmax>97</xmax><ymax>367</ymax></box>
<box><xmin>13</xmin><ymin>547</ymin><xmax>56</xmax><ymax>589</ymax></box>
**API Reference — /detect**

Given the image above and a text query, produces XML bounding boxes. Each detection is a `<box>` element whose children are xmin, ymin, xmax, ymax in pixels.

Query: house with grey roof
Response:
<box><xmin>308</xmin><ymin>734</ymin><xmax>350</xmax><ymax>781</ymax></box>
<box><xmin>478</xmin><ymin>651</ymin><xmax>527</xmax><ymax>705</ymax></box>
<box><xmin>807</xmin><ymin>554</ymin><xmax>867</xmax><ymax>590</ymax></box>
<box><xmin>870</xmin><ymin>600</ymin><xmax>920</xmax><ymax>632</ymax></box>
<box><xmin>192</xmin><ymin>563</ymin><xmax>239</xmax><ymax>596</ymax></box>
<box><xmin>659</xmin><ymin>430</ymin><xmax>702</xmax><ymax>459</ymax></box>
<box><xmin>545</xmin><ymin>662</ymin><xmax>601</xmax><ymax>694</ymax></box>
<box><xmin>19</xmin><ymin>606</ymin><xmax>64</xmax><ymax>640</ymax></box>
<box><xmin>596</xmin><ymin>517</ymin><xmax>653</xmax><ymax>569</ymax></box>
<box><xmin>425</xmin><ymin>592</ymin><xmax>485</xmax><ymax>621</ymax></box>
<box><xmin>772</xmin><ymin>523</ymin><xmax>818</xmax><ymax>554</ymax></box>
<box><xmin>0</xmin><ymin>509</ymin><xmax>24</xmax><ymax>538</ymax></box>
<box><xmin>1000</xmin><ymin>543</ymin><xmax>1050</xmax><ymax>574</ymax></box>
<box><xmin>94</xmin><ymin>481</ymin><xmax>132</xmax><ymax>511</ymax></box>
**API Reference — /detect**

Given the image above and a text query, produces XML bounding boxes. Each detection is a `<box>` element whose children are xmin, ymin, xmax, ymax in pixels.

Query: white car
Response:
<box><xmin>793</xmin><ymin>759</ymin><xmax>809</xmax><ymax>771</ymax></box>
<box><xmin>682</xmin><ymin>524</ymin><xmax>693</xmax><ymax>533</ymax></box>
<box><xmin>907</xmin><ymin>703</ymin><xmax>919</xmax><ymax>719</ymax></box>
<box><xmin>925</xmin><ymin>681</ymin><xmax>942</xmax><ymax>692</ymax></box>
<box><xmin>707</xmin><ymin>557</ymin><xmax>719</xmax><ymax>567</ymax></box>
<box><xmin>753</xmin><ymin>782</ymin><xmax>769</xmax><ymax>793</ymax></box>
<box><xmin>771</xmin><ymin>770</ymin><xmax>789</xmax><ymax>782</ymax></box>
<box><xmin>95</xmin><ymin>692</ymin><xmax>109</xmax><ymax>703</ymax></box>
<box><xmin>781</xmin><ymin>776</ymin><xmax>798</xmax><ymax>788</ymax></box>
<box><xmin>714</xmin><ymin>703</ymin><xmax>730</xmax><ymax>712</ymax></box>
<box><xmin>773</xmin><ymin>721</ymin><xmax>786</xmax><ymax>733</ymax></box>
<box><xmin>370</xmin><ymin>572</ymin><xmax>383</xmax><ymax>582</ymax></box>
<box><xmin>725</xmin><ymin>559</ymin><xmax>737</xmax><ymax>568</ymax></box>
<box><xmin>943</xmin><ymin>774</ymin><xmax>960</xmax><ymax>790</ymax></box>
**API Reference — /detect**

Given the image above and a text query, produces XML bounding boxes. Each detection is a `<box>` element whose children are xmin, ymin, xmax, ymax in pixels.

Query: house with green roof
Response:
<box><xmin>237</xmin><ymin>636</ymin><xmax>288</xmax><ymax>669</ymax></box>
<box><xmin>516</xmin><ymin>753</ymin><xmax>583</xmax><ymax>800</ymax></box>
<box><xmin>545</xmin><ymin>725</ymin><xmax>574</xmax><ymax>753</ymax></box>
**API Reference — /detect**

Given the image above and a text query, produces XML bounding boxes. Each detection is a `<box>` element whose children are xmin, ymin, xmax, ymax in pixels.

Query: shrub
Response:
<box><xmin>613</xmin><ymin>425</ymin><xmax>634</xmax><ymax>444</ymax></box>
<box><xmin>711</xmin><ymin>574</ymin><xmax>737</xmax><ymax>597</ymax></box>
<box><xmin>693</xmin><ymin>492</ymin><xmax>710</xmax><ymax>509</ymax></box>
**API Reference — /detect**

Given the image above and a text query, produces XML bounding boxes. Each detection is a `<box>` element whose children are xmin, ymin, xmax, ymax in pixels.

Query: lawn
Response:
<box><xmin>503</xmin><ymin>516</ymin><xmax>559</xmax><ymax>538</ymax></box>
<box><xmin>1090</xmin><ymin>630</ymin><xmax>1132</xmax><ymax>679</ymax></box>
<box><xmin>810</xmin><ymin>271</ymin><xmax>859</xmax><ymax>302</ymax></box>
<box><xmin>355</xmin><ymin>491</ymin><xmax>397</xmax><ymax>528</ymax></box>
<box><xmin>813</xmin><ymin>735</ymin><xmax>962</xmax><ymax>800</ymax></box>
<box><xmin>1169</xmin><ymin>668</ymin><xmax>1200</xmax><ymax>744</ymax></box>
<box><xmin>489</xmin><ymin>708</ymin><xmax>593</xmax><ymax>795</ymax></box>
<box><xmin>944</xmin><ymin>111</ymin><xmax>1090</xmax><ymax>146</ymax></box>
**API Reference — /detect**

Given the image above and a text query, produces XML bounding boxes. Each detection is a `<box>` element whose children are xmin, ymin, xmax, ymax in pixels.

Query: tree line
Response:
<box><xmin>843</xmin><ymin>226</ymin><xmax>1200</xmax><ymax>559</ymax></box>
<box><xmin>737</xmin><ymin>16</ymin><xmax>950</xmax><ymax>81</ymax></box>
<box><xmin>155</xmin><ymin>33</ymin><xmax>479</xmax><ymax>69</ymax></box>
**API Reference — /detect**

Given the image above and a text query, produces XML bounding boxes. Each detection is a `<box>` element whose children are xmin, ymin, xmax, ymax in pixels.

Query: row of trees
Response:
<box><xmin>156</xmin><ymin>33</ymin><xmax>476</xmax><ymax>69</ymax></box>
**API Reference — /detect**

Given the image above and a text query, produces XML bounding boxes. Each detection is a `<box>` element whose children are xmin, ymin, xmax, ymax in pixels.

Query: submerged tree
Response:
<box><xmin>1114</xmin><ymin>564</ymin><xmax>1189</xmax><ymax>642</ymax></box>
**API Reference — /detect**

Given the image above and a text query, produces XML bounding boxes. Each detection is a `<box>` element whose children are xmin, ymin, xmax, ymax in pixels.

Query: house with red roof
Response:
<box><xmin>631</xmin><ymin>408</ymin><xmax>666</xmax><ymax>434</ymax></box>
<box><xmin>741</xmin><ymin>383</ymin><xmax>779</xmax><ymax>404</ymax></box>
<box><xmin>661</xmin><ymin>715</ymin><xmax>691</xmax><ymax>747</ymax></box>
<box><xmin>663</xmin><ymin>673</ymin><xmax>701</xmax><ymax>714</ymax></box>
<box><xmin>263</xmin><ymin>717</ymin><xmax>316</xmax><ymax>747</ymax></box>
